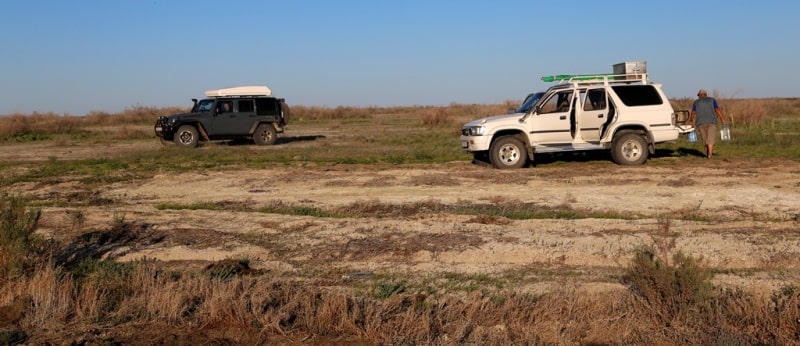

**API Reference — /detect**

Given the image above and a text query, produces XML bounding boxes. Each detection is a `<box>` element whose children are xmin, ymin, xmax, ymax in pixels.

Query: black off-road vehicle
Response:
<box><xmin>154</xmin><ymin>85</ymin><xmax>290</xmax><ymax>147</ymax></box>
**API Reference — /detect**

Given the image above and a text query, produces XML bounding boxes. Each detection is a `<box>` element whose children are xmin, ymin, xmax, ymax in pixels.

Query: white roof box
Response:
<box><xmin>204</xmin><ymin>85</ymin><xmax>272</xmax><ymax>98</ymax></box>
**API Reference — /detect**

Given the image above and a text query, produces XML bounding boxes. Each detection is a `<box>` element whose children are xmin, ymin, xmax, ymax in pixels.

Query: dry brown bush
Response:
<box><xmin>418</xmin><ymin>107</ymin><xmax>453</xmax><ymax>126</ymax></box>
<box><xmin>0</xmin><ymin>106</ymin><xmax>187</xmax><ymax>141</ymax></box>
<box><xmin>7</xmin><ymin>264</ymin><xmax>797</xmax><ymax>344</ymax></box>
<box><xmin>290</xmin><ymin>105</ymin><xmax>374</xmax><ymax>120</ymax></box>
<box><xmin>84</xmin><ymin>105</ymin><xmax>188</xmax><ymax>126</ymax></box>
<box><xmin>766</xmin><ymin>97</ymin><xmax>800</xmax><ymax>119</ymax></box>
<box><xmin>0</xmin><ymin>112</ymin><xmax>81</xmax><ymax>140</ymax></box>
<box><xmin>723</xmin><ymin>99</ymin><xmax>769</xmax><ymax>126</ymax></box>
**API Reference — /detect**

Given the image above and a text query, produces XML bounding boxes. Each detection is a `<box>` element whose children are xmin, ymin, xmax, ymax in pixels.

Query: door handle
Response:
<box><xmin>559</xmin><ymin>115</ymin><xmax>566</xmax><ymax>120</ymax></box>
<box><xmin>597</xmin><ymin>114</ymin><xmax>604</xmax><ymax>118</ymax></box>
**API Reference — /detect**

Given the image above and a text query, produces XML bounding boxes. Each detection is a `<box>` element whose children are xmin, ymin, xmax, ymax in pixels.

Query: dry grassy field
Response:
<box><xmin>1</xmin><ymin>99</ymin><xmax>800</xmax><ymax>344</ymax></box>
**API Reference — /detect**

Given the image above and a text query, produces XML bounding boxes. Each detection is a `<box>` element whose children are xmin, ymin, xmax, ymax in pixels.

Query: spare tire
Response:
<box><xmin>280</xmin><ymin>102</ymin><xmax>290</xmax><ymax>125</ymax></box>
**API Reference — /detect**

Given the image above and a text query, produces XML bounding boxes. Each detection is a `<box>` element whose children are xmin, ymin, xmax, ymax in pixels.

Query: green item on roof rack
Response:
<box><xmin>541</xmin><ymin>74</ymin><xmax>616</xmax><ymax>82</ymax></box>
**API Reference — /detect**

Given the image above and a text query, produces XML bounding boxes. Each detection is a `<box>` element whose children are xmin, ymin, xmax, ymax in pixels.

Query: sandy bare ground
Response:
<box><xmin>2</xmin><ymin>137</ymin><xmax>795</xmax><ymax>296</ymax></box>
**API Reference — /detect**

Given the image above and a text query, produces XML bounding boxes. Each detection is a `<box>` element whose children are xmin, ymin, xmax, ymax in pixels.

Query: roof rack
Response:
<box><xmin>541</xmin><ymin>73</ymin><xmax>648</xmax><ymax>85</ymax></box>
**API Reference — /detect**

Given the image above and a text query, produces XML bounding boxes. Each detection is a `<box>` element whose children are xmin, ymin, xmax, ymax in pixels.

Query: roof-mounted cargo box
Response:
<box><xmin>613</xmin><ymin>61</ymin><xmax>646</xmax><ymax>80</ymax></box>
<box><xmin>205</xmin><ymin>85</ymin><xmax>272</xmax><ymax>98</ymax></box>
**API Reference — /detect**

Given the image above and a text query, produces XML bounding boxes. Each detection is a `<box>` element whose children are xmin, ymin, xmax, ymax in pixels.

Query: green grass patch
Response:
<box><xmin>157</xmin><ymin>198</ymin><xmax>645</xmax><ymax>221</ymax></box>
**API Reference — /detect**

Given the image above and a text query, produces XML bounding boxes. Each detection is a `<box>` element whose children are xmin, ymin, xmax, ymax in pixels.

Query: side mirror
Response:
<box><xmin>508</xmin><ymin>108</ymin><xmax>516</xmax><ymax>114</ymax></box>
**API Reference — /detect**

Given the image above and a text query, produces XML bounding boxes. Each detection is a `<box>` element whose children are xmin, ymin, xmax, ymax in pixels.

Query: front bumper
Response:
<box><xmin>154</xmin><ymin>117</ymin><xmax>175</xmax><ymax>139</ymax></box>
<box><xmin>460</xmin><ymin>135</ymin><xmax>491</xmax><ymax>152</ymax></box>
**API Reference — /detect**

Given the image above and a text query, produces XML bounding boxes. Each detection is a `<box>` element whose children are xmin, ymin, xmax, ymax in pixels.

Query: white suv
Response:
<box><xmin>460</xmin><ymin>69</ymin><xmax>689</xmax><ymax>168</ymax></box>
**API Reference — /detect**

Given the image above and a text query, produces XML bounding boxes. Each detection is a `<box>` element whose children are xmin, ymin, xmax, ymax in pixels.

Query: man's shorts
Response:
<box><xmin>697</xmin><ymin>123</ymin><xmax>717</xmax><ymax>145</ymax></box>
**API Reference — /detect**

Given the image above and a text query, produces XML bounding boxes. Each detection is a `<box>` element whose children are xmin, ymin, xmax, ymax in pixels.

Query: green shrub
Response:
<box><xmin>624</xmin><ymin>245</ymin><xmax>713</xmax><ymax>318</ymax></box>
<box><xmin>375</xmin><ymin>280</ymin><xmax>406</xmax><ymax>298</ymax></box>
<box><xmin>0</xmin><ymin>195</ymin><xmax>46</xmax><ymax>279</ymax></box>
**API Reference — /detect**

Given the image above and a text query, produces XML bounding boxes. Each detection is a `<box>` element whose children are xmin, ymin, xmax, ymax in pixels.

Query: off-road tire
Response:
<box><xmin>253</xmin><ymin>123</ymin><xmax>278</xmax><ymax>146</ymax></box>
<box><xmin>611</xmin><ymin>133</ymin><xmax>648</xmax><ymax>165</ymax></box>
<box><xmin>174</xmin><ymin>125</ymin><xmax>200</xmax><ymax>148</ymax></box>
<box><xmin>489</xmin><ymin>136</ymin><xmax>527</xmax><ymax>169</ymax></box>
<box><xmin>280</xmin><ymin>102</ymin><xmax>290</xmax><ymax>126</ymax></box>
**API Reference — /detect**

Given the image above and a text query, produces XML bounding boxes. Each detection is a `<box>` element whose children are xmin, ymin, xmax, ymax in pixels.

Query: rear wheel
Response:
<box><xmin>253</xmin><ymin>123</ymin><xmax>278</xmax><ymax>145</ymax></box>
<box><xmin>611</xmin><ymin>133</ymin><xmax>648</xmax><ymax>165</ymax></box>
<box><xmin>489</xmin><ymin>136</ymin><xmax>527</xmax><ymax>169</ymax></box>
<box><xmin>174</xmin><ymin>125</ymin><xmax>199</xmax><ymax>148</ymax></box>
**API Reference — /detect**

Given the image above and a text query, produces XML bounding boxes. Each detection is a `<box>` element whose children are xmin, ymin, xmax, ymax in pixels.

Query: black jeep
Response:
<box><xmin>154</xmin><ymin>86</ymin><xmax>290</xmax><ymax>147</ymax></box>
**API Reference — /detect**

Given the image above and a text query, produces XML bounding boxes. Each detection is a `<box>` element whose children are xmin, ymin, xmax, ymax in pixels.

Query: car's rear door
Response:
<box><xmin>578</xmin><ymin>88</ymin><xmax>608</xmax><ymax>142</ymax></box>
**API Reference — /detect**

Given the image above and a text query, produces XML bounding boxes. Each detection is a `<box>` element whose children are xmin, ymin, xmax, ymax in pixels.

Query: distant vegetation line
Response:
<box><xmin>1</xmin><ymin>97</ymin><xmax>798</xmax><ymax>144</ymax></box>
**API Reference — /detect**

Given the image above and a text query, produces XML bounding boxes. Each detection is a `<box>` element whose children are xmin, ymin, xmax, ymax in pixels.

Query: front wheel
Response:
<box><xmin>253</xmin><ymin>123</ymin><xmax>278</xmax><ymax>145</ymax></box>
<box><xmin>489</xmin><ymin>136</ymin><xmax>527</xmax><ymax>169</ymax></box>
<box><xmin>174</xmin><ymin>125</ymin><xmax>199</xmax><ymax>148</ymax></box>
<box><xmin>611</xmin><ymin>133</ymin><xmax>648</xmax><ymax>165</ymax></box>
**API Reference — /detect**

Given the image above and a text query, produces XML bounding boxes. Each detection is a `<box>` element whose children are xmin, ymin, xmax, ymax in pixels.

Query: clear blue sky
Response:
<box><xmin>1</xmin><ymin>1</ymin><xmax>798</xmax><ymax>115</ymax></box>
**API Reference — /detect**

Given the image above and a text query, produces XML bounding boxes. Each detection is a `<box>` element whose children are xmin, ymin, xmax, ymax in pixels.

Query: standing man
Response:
<box><xmin>689</xmin><ymin>89</ymin><xmax>727</xmax><ymax>158</ymax></box>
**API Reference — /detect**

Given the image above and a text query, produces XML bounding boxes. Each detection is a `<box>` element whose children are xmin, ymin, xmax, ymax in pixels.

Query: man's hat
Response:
<box><xmin>697</xmin><ymin>89</ymin><xmax>708</xmax><ymax>96</ymax></box>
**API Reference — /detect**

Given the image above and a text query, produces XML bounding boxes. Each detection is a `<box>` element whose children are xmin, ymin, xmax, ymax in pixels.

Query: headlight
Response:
<box><xmin>462</xmin><ymin>126</ymin><xmax>486</xmax><ymax>136</ymax></box>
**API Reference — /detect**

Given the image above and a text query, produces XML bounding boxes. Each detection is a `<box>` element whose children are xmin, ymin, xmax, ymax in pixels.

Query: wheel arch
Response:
<box><xmin>491</xmin><ymin>129</ymin><xmax>532</xmax><ymax>162</ymax></box>
<box><xmin>611</xmin><ymin>125</ymin><xmax>655</xmax><ymax>154</ymax></box>
<box><xmin>491</xmin><ymin>129</ymin><xmax>530</xmax><ymax>148</ymax></box>
<box><xmin>490</xmin><ymin>129</ymin><xmax>532</xmax><ymax>162</ymax></box>
<box><xmin>248</xmin><ymin>121</ymin><xmax>279</xmax><ymax>135</ymax></box>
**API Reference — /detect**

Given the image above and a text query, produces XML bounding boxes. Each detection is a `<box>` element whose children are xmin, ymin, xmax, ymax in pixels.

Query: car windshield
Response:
<box><xmin>516</xmin><ymin>92</ymin><xmax>545</xmax><ymax>113</ymax></box>
<box><xmin>193</xmin><ymin>99</ymin><xmax>215</xmax><ymax>112</ymax></box>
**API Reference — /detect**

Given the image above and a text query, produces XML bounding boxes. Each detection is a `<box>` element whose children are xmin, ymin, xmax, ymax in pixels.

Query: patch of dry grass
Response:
<box><xmin>465</xmin><ymin>214</ymin><xmax>513</xmax><ymax>225</ymax></box>
<box><xmin>4</xmin><ymin>262</ymin><xmax>799</xmax><ymax>344</ymax></box>
<box><xmin>0</xmin><ymin>106</ymin><xmax>186</xmax><ymax>142</ymax></box>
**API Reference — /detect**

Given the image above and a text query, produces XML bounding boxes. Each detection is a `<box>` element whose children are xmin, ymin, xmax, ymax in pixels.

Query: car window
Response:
<box><xmin>216</xmin><ymin>101</ymin><xmax>233</xmax><ymax>113</ymax></box>
<box><xmin>611</xmin><ymin>85</ymin><xmax>663</xmax><ymax>106</ymax></box>
<box><xmin>516</xmin><ymin>92</ymin><xmax>544</xmax><ymax>113</ymax></box>
<box><xmin>583</xmin><ymin>89</ymin><xmax>607</xmax><ymax>111</ymax></box>
<box><xmin>539</xmin><ymin>91</ymin><xmax>573</xmax><ymax>114</ymax></box>
<box><xmin>195</xmin><ymin>99</ymin><xmax>215</xmax><ymax>112</ymax></box>
<box><xmin>238</xmin><ymin>99</ymin><xmax>254</xmax><ymax>112</ymax></box>
<box><xmin>255</xmin><ymin>98</ymin><xmax>279</xmax><ymax>116</ymax></box>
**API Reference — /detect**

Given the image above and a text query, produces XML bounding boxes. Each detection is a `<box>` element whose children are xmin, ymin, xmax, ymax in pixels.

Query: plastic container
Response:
<box><xmin>721</xmin><ymin>125</ymin><xmax>731</xmax><ymax>141</ymax></box>
<box><xmin>688</xmin><ymin>130</ymin><xmax>697</xmax><ymax>143</ymax></box>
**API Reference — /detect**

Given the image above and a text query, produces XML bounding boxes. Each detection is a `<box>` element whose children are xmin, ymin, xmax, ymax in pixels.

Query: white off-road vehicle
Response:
<box><xmin>460</xmin><ymin>62</ymin><xmax>691</xmax><ymax>168</ymax></box>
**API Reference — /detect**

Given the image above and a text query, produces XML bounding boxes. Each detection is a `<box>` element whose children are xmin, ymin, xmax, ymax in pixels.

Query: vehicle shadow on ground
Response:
<box><xmin>673</xmin><ymin>147</ymin><xmax>707</xmax><ymax>158</ymax></box>
<box><xmin>472</xmin><ymin>147</ymin><xmax>707</xmax><ymax>168</ymax></box>
<box><xmin>276</xmin><ymin>135</ymin><xmax>326</xmax><ymax>144</ymax></box>
<box><xmin>220</xmin><ymin>135</ymin><xmax>326</xmax><ymax>146</ymax></box>
<box><xmin>531</xmin><ymin>147</ymin><xmax>706</xmax><ymax>166</ymax></box>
